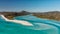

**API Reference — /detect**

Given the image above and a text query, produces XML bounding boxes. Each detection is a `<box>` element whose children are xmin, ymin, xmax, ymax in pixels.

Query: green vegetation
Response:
<box><xmin>0</xmin><ymin>11</ymin><xmax>60</xmax><ymax>21</ymax></box>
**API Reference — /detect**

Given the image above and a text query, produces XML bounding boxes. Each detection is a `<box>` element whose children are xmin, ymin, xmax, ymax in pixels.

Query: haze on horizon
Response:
<box><xmin>0</xmin><ymin>0</ymin><xmax>60</xmax><ymax>12</ymax></box>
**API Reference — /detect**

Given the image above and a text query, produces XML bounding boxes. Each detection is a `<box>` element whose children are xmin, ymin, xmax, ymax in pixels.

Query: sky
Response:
<box><xmin>0</xmin><ymin>0</ymin><xmax>60</xmax><ymax>12</ymax></box>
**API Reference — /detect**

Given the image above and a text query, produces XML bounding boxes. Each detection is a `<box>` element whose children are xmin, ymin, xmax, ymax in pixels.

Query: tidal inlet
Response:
<box><xmin>0</xmin><ymin>0</ymin><xmax>60</xmax><ymax>34</ymax></box>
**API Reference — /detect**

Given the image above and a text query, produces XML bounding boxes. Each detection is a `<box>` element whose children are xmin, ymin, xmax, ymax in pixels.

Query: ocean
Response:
<box><xmin>0</xmin><ymin>14</ymin><xmax>60</xmax><ymax>34</ymax></box>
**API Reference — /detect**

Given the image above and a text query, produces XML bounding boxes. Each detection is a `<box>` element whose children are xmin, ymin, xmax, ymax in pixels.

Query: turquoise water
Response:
<box><xmin>0</xmin><ymin>14</ymin><xmax>60</xmax><ymax>34</ymax></box>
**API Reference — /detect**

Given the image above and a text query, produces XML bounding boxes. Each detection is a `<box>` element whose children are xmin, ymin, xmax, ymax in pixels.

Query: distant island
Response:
<box><xmin>0</xmin><ymin>11</ymin><xmax>60</xmax><ymax>21</ymax></box>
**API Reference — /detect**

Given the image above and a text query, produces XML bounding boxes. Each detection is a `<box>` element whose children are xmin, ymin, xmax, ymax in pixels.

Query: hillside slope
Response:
<box><xmin>33</xmin><ymin>11</ymin><xmax>60</xmax><ymax>21</ymax></box>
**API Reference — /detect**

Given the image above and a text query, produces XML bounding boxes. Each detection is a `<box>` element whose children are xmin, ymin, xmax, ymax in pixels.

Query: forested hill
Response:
<box><xmin>0</xmin><ymin>11</ymin><xmax>31</xmax><ymax>19</ymax></box>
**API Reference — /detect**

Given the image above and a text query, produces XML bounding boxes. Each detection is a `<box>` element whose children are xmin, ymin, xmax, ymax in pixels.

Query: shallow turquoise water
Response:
<box><xmin>0</xmin><ymin>14</ymin><xmax>60</xmax><ymax>34</ymax></box>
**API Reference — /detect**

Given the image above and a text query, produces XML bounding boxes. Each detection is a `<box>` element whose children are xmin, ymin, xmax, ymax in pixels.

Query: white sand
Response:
<box><xmin>1</xmin><ymin>15</ymin><xmax>33</xmax><ymax>26</ymax></box>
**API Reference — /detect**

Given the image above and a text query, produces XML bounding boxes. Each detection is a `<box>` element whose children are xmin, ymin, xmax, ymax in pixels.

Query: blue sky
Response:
<box><xmin>0</xmin><ymin>0</ymin><xmax>60</xmax><ymax>12</ymax></box>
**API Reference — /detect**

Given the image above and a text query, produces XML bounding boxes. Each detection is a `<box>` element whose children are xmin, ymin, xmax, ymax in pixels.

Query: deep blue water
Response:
<box><xmin>0</xmin><ymin>14</ymin><xmax>60</xmax><ymax>34</ymax></box>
